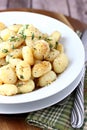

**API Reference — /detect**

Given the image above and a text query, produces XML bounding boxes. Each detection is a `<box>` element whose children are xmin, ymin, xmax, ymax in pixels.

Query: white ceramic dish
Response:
<box><xmin>0</xmin><ymin>11</ymin><xmax>85</xmax><ymax>104</ymax></box>
<box><xmin>0</xmin><ymin>68</ymin><xmax>83</xmax><ymax>114</ymax></box>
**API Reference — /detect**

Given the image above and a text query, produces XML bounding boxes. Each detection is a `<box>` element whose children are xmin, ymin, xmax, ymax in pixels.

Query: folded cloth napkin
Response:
<box><xmin>26</xmin><ymin>67</ymin><xmax>87</xmax><ymax>130</ymax></box>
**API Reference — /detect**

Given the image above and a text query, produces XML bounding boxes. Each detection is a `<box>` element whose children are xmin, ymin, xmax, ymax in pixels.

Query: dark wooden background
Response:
<box><xmin>0</xmin><ymin>0</ymin><xmax>87</xmax><ymax>24</ymax></box>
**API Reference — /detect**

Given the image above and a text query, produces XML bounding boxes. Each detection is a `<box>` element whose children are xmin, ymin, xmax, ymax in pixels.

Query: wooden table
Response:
<box><xmin>0</xmin><ymin>9</ymin><xmax>87</xmax><ymax>130</ymax></box>
<box><xmin>0</xmin><ymin>0</ymin><xmax>87</xmax><ymax>24</ymax></box>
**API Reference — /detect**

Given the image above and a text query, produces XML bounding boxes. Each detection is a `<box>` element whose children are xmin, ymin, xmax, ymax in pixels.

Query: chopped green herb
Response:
<box><xmin>19</xmin><ymin>32</ymin><xmax>26</xmax><ymax>40</ymax></box>
<box><xmin>9</xmin><ymin>36</ymin><xmax>20</xmax><ymax>42</ymax></box>
<box><xmin>11</xmin><ymin>44</ymin><xmax>15</xmax><ymax>49</ymax></box>
<box><xmin>25</xmin><ymin>24</ymin><xmax>29</xmax><ymax>29</ymax></box>
<box><xmin>19</xmin><ymin>24</ymin><xmax>29</xmax><ymax>40</ymax></box>
<box><xmin>33</xmin><ymin>47</ymin><xmax>37</xmax><ymax>50</ymax></box>
<box><xmin>22</xmin><ymin>34</ymin><xmax>26</xmax><ymax>39</ymax></box>
<box><xmin>31</xmin><ymin>33</ymin><xmax>34</xmax><ymax>40</ymax></box>
<box><xmin>8</xmin><ymin>54</ymin><xmax>13</xmax><ymax>57</ymax></box>
<box><xmin>45</xmin><ymin>37</ymin><xmax>52</xmax><ymax>42</ymax></box>
<box><xmin>6</xmin><ymin>61</ymin><xmax>9</xmax><ymax>64</ymax></box>
<box><xmin>49</xmin><ymin>44</ymin><xmax>53</xmax><ymax>49</ymax></box>
<box><xmin>17</xmin><ymin>83</ymin><xmax>23</xmax><ymax>87</ymax></box>
<box><xmin>38</xmin><ymin>36</ymin><xmax>41</xmax><ymax>39</ymax></box>
<box><xmin>20</xmin><ymin>75</ymin><xmax>24</xmax><ymax>79</ymax></box>
<box><xmin>22</xmin><ymin>24</ymin><xmax>29</xmax><ymax>30</ymax></box>
<box><xmin>55</xmin><ymin>41</ymin><xmax>58</xmax><ymax>48</ymax></box>
<box><xmin>2</xmin><ymin>49</ymin><xmax>8</xmax><ymax>53</ymax></box>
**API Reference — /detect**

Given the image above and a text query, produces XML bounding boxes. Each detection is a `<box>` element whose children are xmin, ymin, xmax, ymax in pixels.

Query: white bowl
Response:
<box><xmin>0</xmin><ymin>11</ymin><xmax>85</xmax><ymax>104</ymax></box>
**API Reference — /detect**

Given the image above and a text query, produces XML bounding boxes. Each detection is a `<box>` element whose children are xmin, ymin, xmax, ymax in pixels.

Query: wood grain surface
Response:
<box><xmin>0</xmin><ymin>8</ymin><xmax>87</xmax><ymax>130</ymax></box>
<box><xmin>0</xmin><ymin>0</ymin><xmax>87</xmax><ymax>24</ymax></box>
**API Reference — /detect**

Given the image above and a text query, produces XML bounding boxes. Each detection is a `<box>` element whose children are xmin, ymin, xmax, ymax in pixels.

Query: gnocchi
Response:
<box><xmin>53</xmin><ymin>53</ymin><xmax>69</xmax><ymax>73</ymax></box>
<box><xmin>0</xmin><ymin>22</ymin><xmax>69</xmax><ymax>96</ymax></box>
<box><xmin>0</xmin><ymin>28</ymin><xmax>16</xmax><ymax>41</ymax></box>
<box><xmin>17</xmin><ymin>79</ymin><xmax>35</xmax><ymax>94</ymax></box>
<box><xmin>16</xmin><ymin>61</ymin><xmax>31</xmax><ymax>81</ymax></box>
<box><xmin>45</xmin><ymin>49</ymin><xmax>59</xmax><ymax>62</ymax></box>
<box><xmin>0</xmin><ymin>64</ymin><xmax>17</xmax><ymax>84</ymax></box>
<box><xmin>37</xmin><ymin>71</ymin><xmax>57</xmax><ymax>87</ymax></box>
<box><xmin>0</xmin><ymin>84</ymin><xmax>18</xmax><ymax>96</ymax></box>
<box><xmin>0</xmin><ymin>41</ymin><xmax>12</xmax><ymax>58</ymax></box>
<box><xmin>33</xmin><ymin>40</ymin><xmax>50</xmax><ymax>60</ymax></box>
<box><xmin>32</xmin><ymin>61</ymin><xmax>52</xmax><ymax>78</ymax></box>
<box><xmin>22</xmin><ymin>46</ymin><xmax>34</xmax><ymax>65</ymax></box>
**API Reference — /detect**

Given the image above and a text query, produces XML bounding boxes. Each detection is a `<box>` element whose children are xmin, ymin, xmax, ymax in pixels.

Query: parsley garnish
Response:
<box><xmin>6</xmin><ymin>61</ymin><xmax>9</xmax><ymax>64</ymax></box>
<box><xmin>20</xmin><ymin>75</ymin><xmax>24</xmax><ymax>79</ymax></box>
<box><xmin>22</xmin><ymin>34</ymin><xmax>26</xmax><ymax>39</ymax></box>
<box><xmin>9</xmin><ymin>36</ymin><xmax>20</xmax><ymax>42</ymax></box>
<box><xmin>17</xmin><ymin>83</ymin><xmax>23</xmax><ymax>87</ymax></box>
<box><xmin>19</xmin><ymin>24</ymin><xmax>29</xmax><ymax>40</ymax></box>
<box><xmin>19</xmin><ymin>31</ymin><xmax>26</xmax><ymax>40</ymax></box>
<box><xmin>55</xmin><ymin>41</ymin><xmax>58</xmax><ymax>48</ymax></box>
<box><xmin>45</xmin><ymin>37</ymin><xmax>52</xmax><ymax>42</ymax></box>
<box><xmin>2</xmin><ymin>49</ymin><xmax>8</xmax><ymax>53</ymax></box>
<box><xmin>31</xmin><ymin>33</ymin><xmax>34</xmax><ymax>40</ymax></box>
<box><xmin>25</xmin><ymin>24</ymin><xmax>29</xmax><ymax>29</ymax></box>
<box><xmin>8</xmin><ymin>54</ymin><xmax>13</xmax><ymax>57</ymax></box>
<box><xmin>38</xmin><ymin>36</ymin><xmax>41</xmax><ymax>39</ymax></box>
<box><xmin>11</xmin><ymin>44</ymin><xmax>15</xmax><ymax>49</ymax></box>
<box><xmin>49</xmin><ymin>44</ymin><xmax>53</xmax><ymax>49</ymax></box>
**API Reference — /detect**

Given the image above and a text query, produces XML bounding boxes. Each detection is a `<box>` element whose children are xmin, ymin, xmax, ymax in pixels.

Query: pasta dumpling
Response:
<box><xmin>17</xmin><ymin>79</ymin><xmax>35</xmax><ymax>94</ymax></box>
<box><xmin>0</xmin><ymin>64</ymin><xmax>17</xmax><ymax>84</ymax></box>
<box><xmin>0</xmin><ymin>84</ymin><xmax>18</xmax><ymax>96</ymax></box>
<box><xmin>32</xmin><ymin>61</ymin><xmax>52</xmax><ymax>78</ymax></box>
<box><xmin>22</xmin><ymin>46</ymin><xmax>34</xmax><ymax>65</ymax></box>
<box><xmin>37</xmin><ymin>71</ymin><xmax>57</xmax><ymax>87</ymax></box>
<box><xmin>16</xmin><ymin>61</ymin><xmax>31</xmax><ymax>81</ymax></box>
<box><xmin>53</xmin><ymin>53</ymin><xmax>69</xmax><ymax>73</ymax></box>
<box><xmin>33</xmin><ymin>40</ymin><xmax>50</xmax><ymax>60</ymax></box>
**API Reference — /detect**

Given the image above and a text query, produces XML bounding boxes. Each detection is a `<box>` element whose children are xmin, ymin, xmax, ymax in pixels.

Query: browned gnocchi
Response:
<box><xmin>0</xmin><ymin>22</ymin><xmax>69</xmax><ymax>96</ymax></box>
<box><xmin>53</xmin><ymin>53</ymin><xmax>69</xmax><ymax>73</ymax></box>
<box><xmin>0</xmin><ymin>64</ymin><xmax>17</xmax><ymax>84</ymax></box>
<box><xmin>37</xmin><ymin>71</ymin><xmax>57</xmax><ymax>87</ymax></box>
<box><xmin>0</xmin><ymin>84</ymin><xmax>18</xmax><ymax>96</ymax></box>
<box><xmin>17</xmin><ymin>79</ymin><xmax>35</xmax><ymax>94</ymax></box>
<box><xmin>32</xmin><ymin>61</ymin><xmax>52</xmax><ymax>78</ymax></box>
<box><xmin>33</xmin><ymin>40</ymin><xmax>50</xmax><ymax>60</ymax></box>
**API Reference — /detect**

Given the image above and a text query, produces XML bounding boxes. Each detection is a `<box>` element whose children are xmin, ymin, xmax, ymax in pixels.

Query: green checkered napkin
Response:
<box><xmin>26</xmin><ymin>67</ymin><xmax>87</xmax><ymax>130</ymax></box>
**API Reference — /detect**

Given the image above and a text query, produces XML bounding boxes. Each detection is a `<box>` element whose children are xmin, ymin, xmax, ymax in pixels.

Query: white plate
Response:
<box><xmin>0</xmin><ymin>68</ymin><xmax>83</xmax><ymax>114</ymax></box>
<box><xmin>0</xmin><ymin>11</ymin><xmax>85</xmax><ymax>104</ymax></box>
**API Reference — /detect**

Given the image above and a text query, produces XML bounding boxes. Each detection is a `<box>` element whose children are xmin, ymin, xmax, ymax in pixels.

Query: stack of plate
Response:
<box><xmin>0</xmin><ymin>12</ymin><xmax>85</xmax><ymax>114</ymax></box>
